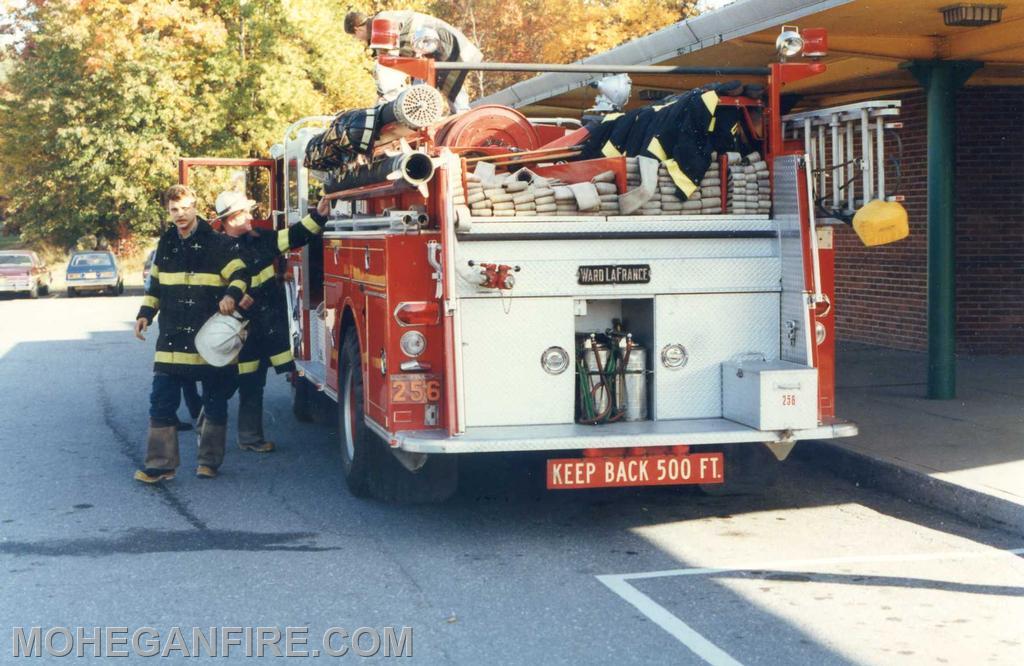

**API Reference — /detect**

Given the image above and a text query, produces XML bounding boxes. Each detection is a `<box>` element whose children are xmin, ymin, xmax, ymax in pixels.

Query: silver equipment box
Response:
<box><xmin>722</xmin><ymin>360</ymin><xmax>819</xmax><ymax>430</ymax></box>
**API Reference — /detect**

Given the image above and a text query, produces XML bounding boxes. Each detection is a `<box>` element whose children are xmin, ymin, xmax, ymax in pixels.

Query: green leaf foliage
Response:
<box><xmin>0</xmin><ymin>0</ymin><xmax>377</xmax><ymax>247</ymax></box>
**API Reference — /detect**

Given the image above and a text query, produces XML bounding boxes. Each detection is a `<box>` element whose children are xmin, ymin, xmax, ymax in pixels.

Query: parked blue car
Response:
<box><xmin>66</xmin><ymin>251</ymin><xmax>124</xmax><ymax>297</ymax></box>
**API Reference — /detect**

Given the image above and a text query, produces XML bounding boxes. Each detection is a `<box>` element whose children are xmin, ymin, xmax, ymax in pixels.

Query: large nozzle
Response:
<box><xmin>396</xmin><ymin>151</ymin><xmax>435</xmax><ymax>184</ymax></box>
<box><xmin>323</xmin><ymin>150</ymin><xmax>436</xmax><ymax>195</ymax></box>
<box><xmin>375</xmin><ymin>85</ymin><xmax>449</xmax><ymax>145</ymax></box>
<box><xmin>392</xmin><ymin>85</ymin><xmax>447</xmax><ymax>129</ymax></box>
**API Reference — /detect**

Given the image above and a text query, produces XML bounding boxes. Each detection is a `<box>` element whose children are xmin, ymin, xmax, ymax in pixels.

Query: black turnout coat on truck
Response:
<box><xmin>582</xmin><ymin>83</ymin><xmax>745</xmax><ymax>200</ymax></box>
<box><xmin>137</xmin><ymin>219</ymin><xmax>249</xmax><ymax>378</ymax></box>
<box><xmin>229</xmin><ymin>213</ymin><xmax>326</xmax><ymax>377</ymax></box>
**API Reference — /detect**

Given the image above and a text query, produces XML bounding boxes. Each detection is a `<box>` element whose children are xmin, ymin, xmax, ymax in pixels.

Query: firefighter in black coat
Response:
<box><xmin>133</xmin><ymin>185</ymin><xmax>250</xmax><ymax>483</ymax></box>
<box><xmin>213</xmin><ymin>190</ymin><xmax>330</xmax><ymax>453</ymax></box>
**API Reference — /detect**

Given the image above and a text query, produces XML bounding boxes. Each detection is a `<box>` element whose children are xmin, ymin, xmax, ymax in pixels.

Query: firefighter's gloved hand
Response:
<box><xmin>219</xmin><ymin>295</ymin><xmax>237</xmax><ymax>316</ymax></box>
<box><xmin>314</xmin><ymin>196</ymin><xmax>331</xmax><ymax>223</ymax></box>
<box><xmin>134</xmin><ymin>318</ymin><xmax>148</xmax><ymax>341</ymax></box>
<box><xmin>239</xmin><ymin>294</ymin><xmax>254</xmax><ymax>310</ymax></box>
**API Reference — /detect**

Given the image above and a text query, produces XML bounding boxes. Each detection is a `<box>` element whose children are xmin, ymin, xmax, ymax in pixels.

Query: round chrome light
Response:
<box><xmin>816</xmin><ymin>321</ymin><xmax>827</xmax><ymax>345</ymax></box>
<box><xmin>775</xmin><ymin>28</ymin><xmax>804</xmax><ymax>60</ymax></box>
<box><xmin>400</xmin><ymin>331</ymin><xmax>427</xmax><ymax>358</ymax></box>
<box><xmin>412</xmin><ymin>27</ymin><xmax>441</xmax><ymax>56</ymax></box>
<box><xmin>540</xmin><ymin>346</ymin><xmax>570</xmax><ymax>375</ymax></box>
<box><xmin>661</xmin><ymin>344</ymin><xmax>688</xmax><ymax>369</ymax></box>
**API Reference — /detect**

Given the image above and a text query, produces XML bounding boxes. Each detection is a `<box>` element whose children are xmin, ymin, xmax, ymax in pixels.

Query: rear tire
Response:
<box><xmin>67</xmin><ymin>287</ymin><xmax>76</xmax><ymax>298</ymax></box>
<box><xmin>338</xmin><ymin>332</ymin><xmax>375</xmax><ymax>498</ymax></box>
<box><xmin>117</xmin><ymin>280</ymin><xmax>124</xmax><ymax>295</ymax></box>
<box><xmin>338</xmin><ymin>331</ymin><xmax>458</xmax><ymax>503</ymax></box>
<box><xmin>700</xmin><ymin>443</ymin><xmax>780</xmax><ymax>496</ymax></box>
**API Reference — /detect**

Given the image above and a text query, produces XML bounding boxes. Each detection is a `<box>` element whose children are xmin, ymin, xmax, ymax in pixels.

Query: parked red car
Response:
<box><xmin>0</xmin><ymin>250</ymin><xmax>51</xmax><ymax>298</ymax></box>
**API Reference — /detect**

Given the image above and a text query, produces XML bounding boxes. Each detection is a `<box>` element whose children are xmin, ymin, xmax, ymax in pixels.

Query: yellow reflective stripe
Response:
<box><xmin>142</xmin><ymin>295</ymin><xmax>159</xmax><ymax>309</ymax></box>
<box><xmin>708</xmin><ymin>117</ymin><xmax>717</xmax><ymax>132</ymax></box>
<box><xmin>154</xmin><ymin>351</ymin><xmax>207</xmax><ymax>366</ymax></box>
<box><xmin>731</xmin><ymin>122</ymin><xmax>740</xmax><ymax>136</ymax></box>
<box><xmin>301</xmin><ymin>216</ymin><xmax>322</xmax><ymax>235</ymax></box>
<box><xmin>269</xmin><ymin>349</ymin><xmax>294</xmax><ymax>367</ymax></box>
<box><xmin>601</xmin><ymin>141</ymin><xmax>622</xmax><ymax>158</ymax></box>
<box><xmin>601</xmin><ymin>112</ymin><xmax>624</xmax><ymax>123</ymax></box>
<box><xmin>220</xmin><ymin>258</ymin><xmax>245</xmax><ymax>280</ymax></box>
<box><xmin>251</xmin><ymin>264</ymin><xmax>277</xmax><ymax>288</ymax></box>
<box><xmin>229</xmin><ymin>279</ymin><xmax>247</xmax><ymax>294</ymax></box>
<box><xmin>277</xmin><ymin>229</ymin><xmax>290</xmax><ymax>253</ymax></box>
<box><xmin>647</xmin><ymin>137</ymin><xmax>668</xmax><ymax>161</ymax></box>
<box><xmin>150</xmin><ymin>264</ymin><xmax>160</xmax><ymax>278</ymax></box>
<box><xmin>663</xmin><ymin>159</ymin><xmax>698</xmax><ymax>197</ymax></box>
<box><xmin>702</xmin><ymin>90</ymin><xmax>719</xmax><ymax>114</ymax></box>
<box><xmin>158</xmin><ymin>272</ymin><xmax>225</xmax><ymax>287</ymax></box>
<box><xmin>238</xmin><ymin>360</ymin><xmax>261</xmax><ymax>374</ymax></box>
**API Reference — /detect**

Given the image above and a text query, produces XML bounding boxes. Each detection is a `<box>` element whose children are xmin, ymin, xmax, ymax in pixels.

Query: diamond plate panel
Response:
<box><xmin>654</xmin><ymin>293</ymin><xmax>780</xmax><ymax>419</ymax></box>
<box><xmin>453</xmin><ymin>238</ymin><xmax>781</xmax><ymax>298</ymax></box>
<box><xmin>773</xmin><ymin>155</ymin><xmax>812</xmax><ymax>365</ymax></box>
<box><xmin>459</xmin><ymin>297</ymin><xmax>576</xmax><ymax>427</ymax></box>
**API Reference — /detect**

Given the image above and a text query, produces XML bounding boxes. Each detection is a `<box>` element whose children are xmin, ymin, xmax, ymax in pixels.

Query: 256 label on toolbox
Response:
<box><xmin>390</xmin><ymin>374</ymin><xmax>441</xmax><ymax>404</ymax></box>
<box><xmin>547</xmin><ymin>452</ymin><xmax>724</xmax><ymax>489</ymax></box>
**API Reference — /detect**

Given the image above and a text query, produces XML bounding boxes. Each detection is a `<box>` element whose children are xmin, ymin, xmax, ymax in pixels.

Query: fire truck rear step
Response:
<box><xmin>295</xmin><ymin>359</ymin><xmax>337</xmax><ymax>401</ymax></box>
<box><xmin>391</xmin><ymin>418</ymin><xmax>857</xmax><ymax>454</ymax></box>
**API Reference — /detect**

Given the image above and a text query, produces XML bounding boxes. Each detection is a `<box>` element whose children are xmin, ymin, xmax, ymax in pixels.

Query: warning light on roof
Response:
<box><xmin>801</xmin><ymin>28</ymin><xmax>828</xmax><ymax>58</ymax></box>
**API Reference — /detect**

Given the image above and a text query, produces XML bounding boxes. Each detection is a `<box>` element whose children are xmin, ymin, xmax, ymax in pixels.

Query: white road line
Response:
<box><xmin>597</xmin><ymin>574</ymin><xmax>744</xmax><ymax>666</ymax></box>
<box><xmin>598</xmin><ymin>546</ymin><xmax>1024</xmax><ymax>665</ymax></box>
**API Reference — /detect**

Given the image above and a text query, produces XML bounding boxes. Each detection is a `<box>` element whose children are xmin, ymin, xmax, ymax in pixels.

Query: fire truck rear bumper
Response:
<box><xmin>389</xmin><ymin>418</ymin><xmax>858</xmax><ymax>454</ymax></box>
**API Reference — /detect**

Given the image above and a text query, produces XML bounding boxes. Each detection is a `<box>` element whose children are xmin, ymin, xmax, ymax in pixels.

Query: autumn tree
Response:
<box><xmin>0</xmin><ymin>0</ymin><xmax>375</xmax><ymax>247</ymax></box>
<box><xmin>429</xmin><ymin>0</ymin><xmax>698</xmax><ymax>97</ymax></box>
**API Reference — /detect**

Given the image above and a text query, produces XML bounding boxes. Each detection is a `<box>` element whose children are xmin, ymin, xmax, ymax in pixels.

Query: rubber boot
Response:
<box><xmin>237</xmin><ymin>392</ymin><xmax>274</xmax><ymax>453</ymax></box>
<box><xmin>135</xmin><ymin>425</ymin><xmax>179</xmax><ymax>483</ymax></box>
<box><xmin>196</xmin><ymin>421</ymin><xmax>227</xmax><ymax>477</ymax></box>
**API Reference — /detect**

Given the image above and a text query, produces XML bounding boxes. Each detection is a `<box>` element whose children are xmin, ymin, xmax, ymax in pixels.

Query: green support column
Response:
<box><xmin>905</xmin><ymin>60</ymin><xmax>981</xmax><ymax>400</ymax></box>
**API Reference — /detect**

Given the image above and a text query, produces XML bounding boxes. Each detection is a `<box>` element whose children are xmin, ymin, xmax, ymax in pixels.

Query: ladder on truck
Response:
<box><xmin>783</xmin><ymin>100</ymin><xmax>902</xmax><ymax>220</ymax></box>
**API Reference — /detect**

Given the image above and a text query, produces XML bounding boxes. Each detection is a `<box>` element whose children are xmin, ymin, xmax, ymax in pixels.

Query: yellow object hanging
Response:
<box><xmin>852</xmin><ymin>199</ymin><xmax>909</xmax><ymax>246</ymax></box>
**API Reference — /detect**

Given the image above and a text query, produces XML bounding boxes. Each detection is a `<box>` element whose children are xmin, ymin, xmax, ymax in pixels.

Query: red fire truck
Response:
<box><xmin>182</xmin><ymin>26</ymin><xmax>906</xmax><ymax>502</ymax></box>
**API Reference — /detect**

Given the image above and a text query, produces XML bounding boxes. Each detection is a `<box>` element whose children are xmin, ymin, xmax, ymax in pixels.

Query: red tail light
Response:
<box><xmin>393</xmin><ymin>301</ymin><xmax>440</xmax><ymax>327</ymax></box>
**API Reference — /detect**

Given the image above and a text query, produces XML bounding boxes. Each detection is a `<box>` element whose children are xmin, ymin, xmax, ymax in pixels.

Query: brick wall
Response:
<box><xmin>834</xmin><ymin>87</ymin><xmax>1024</xmax><ymax>354</ymax></box>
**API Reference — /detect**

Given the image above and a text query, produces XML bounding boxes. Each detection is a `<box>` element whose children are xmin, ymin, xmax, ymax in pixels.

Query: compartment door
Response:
<box><xmin>365</xmin><ymin>292</ymin><xmax>390</xmax><ymax>427</ymax></box>
<box><xmin>654</xmin><ymin>293</ymin><xmax>780</xmax><ymax>419</ymax></box>
<box><xmin>460</xmin><ymin>297</ymin><xmax>575</xmax><ymax>427</ymax></box>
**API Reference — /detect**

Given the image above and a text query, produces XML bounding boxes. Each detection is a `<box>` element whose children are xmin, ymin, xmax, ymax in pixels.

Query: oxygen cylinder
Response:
<box><xmin>581</xmin><ymin>337</ymin><xmax>611</xmax><ymax>420</ymax></box>
<box><xmin>615</xmin><ymin>339</ymin><xmax>647</xmax><ymax>422</ymax></box>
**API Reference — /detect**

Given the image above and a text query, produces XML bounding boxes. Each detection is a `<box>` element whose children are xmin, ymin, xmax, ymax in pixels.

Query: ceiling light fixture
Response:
<box><xmin>940</xmin><ymin>3</ymin><xmax>1005</xmax><ymax>27</ymax></box>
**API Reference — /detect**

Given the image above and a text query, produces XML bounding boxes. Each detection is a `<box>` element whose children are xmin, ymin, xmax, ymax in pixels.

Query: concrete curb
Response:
<box><xmin>793</xmin><ymin>441</ymin><xmax>1024</xmax><ymax>538</ymax></box>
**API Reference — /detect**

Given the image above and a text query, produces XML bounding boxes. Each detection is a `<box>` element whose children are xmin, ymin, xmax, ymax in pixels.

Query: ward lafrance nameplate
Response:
<box><xmin>577</xmin><ymin>264</ymin><xmax>651</xmax><ymax>286</ymax></box>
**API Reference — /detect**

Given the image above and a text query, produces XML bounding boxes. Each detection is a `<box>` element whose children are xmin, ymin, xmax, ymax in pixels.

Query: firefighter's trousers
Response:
<box><xmin>146</xmin><ymin>372</ymin><xmax>235</xmax><ymax>470</ymax></box>
<box><xmin>237</xmin><ymin>362</ymin><xmax>269</xmax><ymax>447</ymax></box>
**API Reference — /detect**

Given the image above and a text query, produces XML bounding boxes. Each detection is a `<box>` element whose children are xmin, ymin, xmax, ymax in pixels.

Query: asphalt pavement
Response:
<box><xmin>0</xmin><ymin>292</ymin><xmax>1021</xmax><ymax>664</ymax></box>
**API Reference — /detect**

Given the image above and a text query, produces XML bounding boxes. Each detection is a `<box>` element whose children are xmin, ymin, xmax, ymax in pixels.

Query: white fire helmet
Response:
<box><xmin>195</xmin><ymin>313</ymin><xmax>248</xmax><ymax>367</ymax></box>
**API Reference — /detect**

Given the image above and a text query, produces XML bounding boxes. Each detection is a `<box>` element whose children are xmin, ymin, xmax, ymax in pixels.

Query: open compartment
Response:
<box><xmin>573</xmin><ymin>298</ymin><xmax>654</xmax><ymax>424</ymax></box>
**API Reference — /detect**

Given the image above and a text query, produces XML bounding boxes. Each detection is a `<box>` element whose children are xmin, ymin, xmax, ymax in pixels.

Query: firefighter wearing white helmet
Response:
<box><xmin>214</xmin><ymin>189</ymin><xmax>331</xmax><ymax>454</ymax></box>
<box><xmin>133</xmin><ymin>184</ymin><xmax>250</xmax><ymax>484</ymax></box>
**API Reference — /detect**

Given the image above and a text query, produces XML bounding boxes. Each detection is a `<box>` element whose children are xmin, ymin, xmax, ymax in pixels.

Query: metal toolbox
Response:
<box><xmin>722</xmin><ymin>360</ymin><xmax>818</xmax><ymax>430</ymax></box>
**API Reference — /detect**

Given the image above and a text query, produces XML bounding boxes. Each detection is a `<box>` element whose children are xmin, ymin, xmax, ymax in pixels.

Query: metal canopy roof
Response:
<box><xmin>477</xmin><ymin>0</ymin><xmax>1024</xmax><ymax>116</ymax></box>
